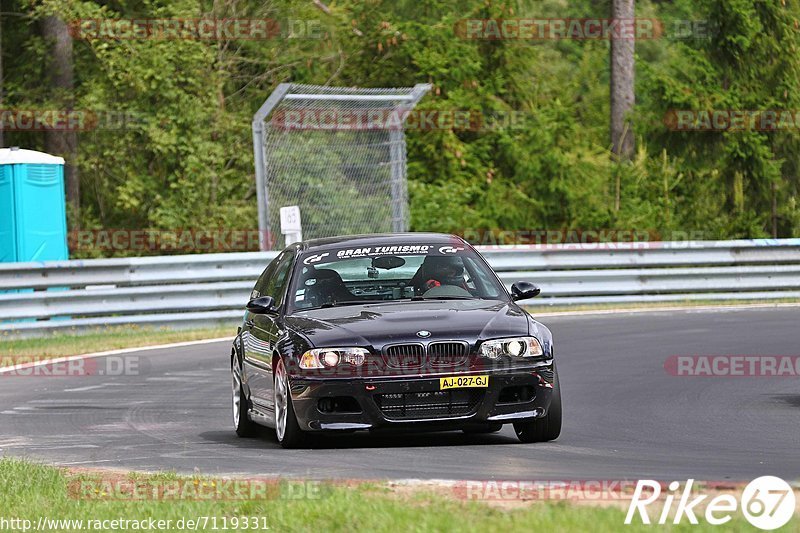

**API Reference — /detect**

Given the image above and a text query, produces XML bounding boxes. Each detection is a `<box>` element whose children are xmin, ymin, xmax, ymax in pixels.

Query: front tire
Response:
<box><xmin>514</xmin><ymin>369</ymin><xmax>562</xmax><ymax>443</ymax></box>
<box><xmin>232</xmin><ymin>355</ymin><xmax>258</xmax><ymax>438</ymax></box>
<box><xmin>274</xmin><ymin>358</ymin><xmax>308</xmax><ymax>448</ymax></box>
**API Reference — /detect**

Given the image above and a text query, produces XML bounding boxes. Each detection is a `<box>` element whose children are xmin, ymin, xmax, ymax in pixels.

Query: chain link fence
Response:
<box><xmin>251</xmin><ymin>84</ymin><xmax>431</xmax><ymax>250</ymax></box>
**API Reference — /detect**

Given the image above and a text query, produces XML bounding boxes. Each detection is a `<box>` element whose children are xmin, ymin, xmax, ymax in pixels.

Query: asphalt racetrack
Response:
<box><xmin>2</xmin><ymin>307</ymin><xmax>798</xmax><ymax>481</ymax></box>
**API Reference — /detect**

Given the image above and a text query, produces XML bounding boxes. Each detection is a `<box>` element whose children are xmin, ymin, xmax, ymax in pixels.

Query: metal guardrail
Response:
<box><xmin>2</xmin><ymin>239</ymin><xmax>800</xmax><ymax>335</ymax></box>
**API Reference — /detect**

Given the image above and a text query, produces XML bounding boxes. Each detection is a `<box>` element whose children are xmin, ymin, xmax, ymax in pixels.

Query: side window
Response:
<box><xmin>464</xmin><ymin>257</ymin><xmax>502</xmax><ymax>298</ymax></box>
<box><xmin>263</xmin><ymin>251</ymin><xmax>295</xmax><ymax>307</ymax></box>
<box><xmin>252</xmin><ymin>259</ymin><xmax>278</xmax><ymax>300</ymax></box>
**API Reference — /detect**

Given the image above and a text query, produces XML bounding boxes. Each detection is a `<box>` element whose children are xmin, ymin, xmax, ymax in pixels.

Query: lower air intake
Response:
<box><xmin>374</xmin><ymin>390</ymin><xmax>483</xmax><ymax>420</ymax></box>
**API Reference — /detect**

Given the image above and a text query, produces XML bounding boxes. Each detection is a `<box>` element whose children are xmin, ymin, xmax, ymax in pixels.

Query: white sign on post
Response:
<box><xmin>279</xmin><ymin>205</ymin><xmax>303</xmax><ymax>245</ymax></box>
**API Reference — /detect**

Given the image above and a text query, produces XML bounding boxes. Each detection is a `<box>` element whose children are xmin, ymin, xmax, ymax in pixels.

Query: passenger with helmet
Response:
<box><xmin>410</xmin><ymin>255</ymin><xmax>469</xmax><ymax>295</ymax></box>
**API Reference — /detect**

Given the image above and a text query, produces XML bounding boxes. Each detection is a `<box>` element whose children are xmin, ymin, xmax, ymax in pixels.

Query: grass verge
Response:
<box><xmin>0</xmin><ymin>326</ymin><xmax>232</xmax><ymax>361</ymax></box>
<box><xmin>0</xmin><ymin>458</ymin><xmax>763</xmax><ymax>532</ymax></box>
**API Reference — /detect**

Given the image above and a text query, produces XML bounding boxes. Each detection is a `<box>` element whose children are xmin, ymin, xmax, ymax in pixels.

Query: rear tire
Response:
<box><xmin>514</xmin><ymin>368</ymin><xmax>562</xmax><ymax>443</ymax></box>
<box><xmin>232</xmin><ymin>355</ymin><xmax>258</xmax><ymax>438</ymax></box>
<box><xmin>274</xmin><ymin>358</ymin><xmax>308</xmax><ymax>449</ymax></box>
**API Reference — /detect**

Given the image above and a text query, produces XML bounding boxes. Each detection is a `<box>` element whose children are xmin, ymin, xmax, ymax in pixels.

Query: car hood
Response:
<box><xmin>284</xmin><ymin>299</ymin><xmax>529</xmax><ymax>349</ymax></box>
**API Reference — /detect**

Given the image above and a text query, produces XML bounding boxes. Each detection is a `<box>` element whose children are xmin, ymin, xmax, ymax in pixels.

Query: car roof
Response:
<box><xmin>298</xmin><ymin>233</ymin><xmax>466</xmax><ymax>252</ymax></box>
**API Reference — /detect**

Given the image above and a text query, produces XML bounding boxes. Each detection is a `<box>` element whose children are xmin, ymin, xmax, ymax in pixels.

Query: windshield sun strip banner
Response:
<box><xmin>302</xmin><ymin>245</ymin><xmax>467</xmax><ymax>265</ymax></box>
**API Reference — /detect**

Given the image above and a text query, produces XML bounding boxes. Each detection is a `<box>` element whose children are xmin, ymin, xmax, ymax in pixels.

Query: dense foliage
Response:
<box><xmin>3</xmin><ymin>0</ymin><xmax>799</xmax><ymax>255</ymax></box>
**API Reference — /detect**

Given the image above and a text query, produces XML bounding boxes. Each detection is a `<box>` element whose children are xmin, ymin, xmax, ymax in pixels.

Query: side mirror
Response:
<box><xmin>246</xmin><ymin>295</ymin><xmax>277</xmax><ymax>314</ymax></box>
<box><xmin>510</xmin><ymin>281</ymin><xmax>541</xmax><ymax>301</ymax></box>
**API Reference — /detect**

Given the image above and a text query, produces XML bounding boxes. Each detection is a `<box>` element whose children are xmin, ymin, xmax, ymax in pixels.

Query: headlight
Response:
<box><xmin>299</xmin><ymin>348</ymin><xmax>369</xmax><ymax>369</ymax></box>
<box><xmin>480</xmin><ymin>337</ymin><xmax>544</xmax><ymax>359</ymax></box>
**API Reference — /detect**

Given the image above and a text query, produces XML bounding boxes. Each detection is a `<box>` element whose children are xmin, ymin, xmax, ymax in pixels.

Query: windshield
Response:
<box><xmin>289</xmin><ymin>244</ymin><xmax>507</xmax><ymax>311</ymax></box>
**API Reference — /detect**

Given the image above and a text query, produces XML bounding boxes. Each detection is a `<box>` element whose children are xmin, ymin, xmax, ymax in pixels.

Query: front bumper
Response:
<box><xmin>289</xmin><ymin>366</ymin><xmax>556</xmax><ymax>432</ymax></box>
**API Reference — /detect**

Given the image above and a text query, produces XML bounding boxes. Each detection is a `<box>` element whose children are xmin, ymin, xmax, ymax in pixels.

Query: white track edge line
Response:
<box><xmin>531</xmin><ymin>302</ymin><xmax>800</xmax><ymax>318</ymax></box>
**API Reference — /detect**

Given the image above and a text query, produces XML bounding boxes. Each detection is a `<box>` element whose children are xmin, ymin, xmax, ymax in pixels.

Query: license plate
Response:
<box><xmin>440</xmin><ymin>375</ymin><xmax>489</xmax><ymax>390</ymax></box>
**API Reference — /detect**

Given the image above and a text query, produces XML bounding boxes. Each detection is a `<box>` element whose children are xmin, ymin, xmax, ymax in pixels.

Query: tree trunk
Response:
<box><xmin>42</xmin><ymin>15</ymin><xmax>79</xmax><ymax>223</ymax></box>
<box><xmin>610</xmin><ymin>0</ymin><xmax>635</xmax><ymax>160</ymax></box>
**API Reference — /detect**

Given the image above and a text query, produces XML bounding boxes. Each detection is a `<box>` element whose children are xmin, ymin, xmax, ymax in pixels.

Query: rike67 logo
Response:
<box><xmin>625</xmin><ymin>477</ymin><xmax>796</xmax><ymax>530</ymax></box>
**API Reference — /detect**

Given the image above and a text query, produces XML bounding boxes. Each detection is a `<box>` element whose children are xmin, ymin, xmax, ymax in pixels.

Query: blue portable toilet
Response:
<box><xmin>0</xmin><ymin>147</ymin><xmax>69</xmax><ymax>262</ymax></box>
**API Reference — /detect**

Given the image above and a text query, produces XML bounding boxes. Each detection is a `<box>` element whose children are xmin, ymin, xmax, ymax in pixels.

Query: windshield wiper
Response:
<box><xmin>409</xmin><ymin>296</ymin><xmax>474</xmax><ymax>301</ymax></box>
<box><xmin>319</xmin><ymin>299</ymin><xmax>386</xmax><ymax>308</ymax></box>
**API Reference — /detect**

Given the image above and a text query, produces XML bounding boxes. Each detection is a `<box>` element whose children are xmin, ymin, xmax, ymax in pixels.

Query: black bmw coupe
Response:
<box><xmin>230</xmin><ymin>233</ymin><xmax>561</xmax><ymax>448</ymax></box>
